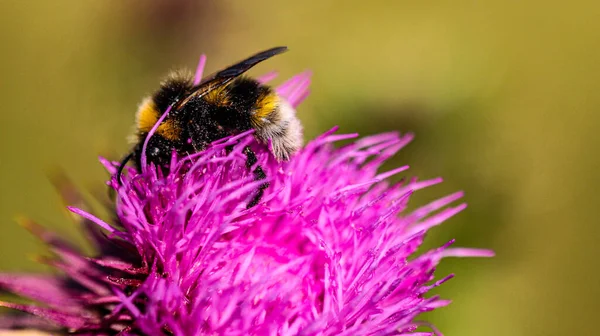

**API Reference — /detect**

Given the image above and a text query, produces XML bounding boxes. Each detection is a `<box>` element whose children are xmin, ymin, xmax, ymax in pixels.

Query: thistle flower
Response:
<box><xmin>0</xmin><ymin>55</ymin><xmax>493</xmax><ymax>335</ymax></box>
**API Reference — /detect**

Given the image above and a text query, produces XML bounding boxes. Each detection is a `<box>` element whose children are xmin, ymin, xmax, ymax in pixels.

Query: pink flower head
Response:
<box><xmin>0</xmin><ymin>54</ymin><xmax>493</xmax><ymax>335</ymax></box>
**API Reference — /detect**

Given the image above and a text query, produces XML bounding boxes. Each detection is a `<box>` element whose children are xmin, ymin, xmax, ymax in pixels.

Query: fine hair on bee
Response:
<box><xmin>117</xmin><ymin>46</ymin><xmax>303</xmax><ymax>208</ymax></box>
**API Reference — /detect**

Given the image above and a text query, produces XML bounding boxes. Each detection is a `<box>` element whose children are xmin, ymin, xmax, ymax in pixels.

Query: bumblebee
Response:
<box><xmin>118</xmin><ymin>46</ymin><xmax>303</xmax><ymax>207</ymax></box>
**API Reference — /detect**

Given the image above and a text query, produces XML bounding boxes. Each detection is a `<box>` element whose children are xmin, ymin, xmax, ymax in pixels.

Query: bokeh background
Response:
<box><xmin>1</xmin><ymin>1</ymin><xmax>599</xmax><ymax>335</ymax></box>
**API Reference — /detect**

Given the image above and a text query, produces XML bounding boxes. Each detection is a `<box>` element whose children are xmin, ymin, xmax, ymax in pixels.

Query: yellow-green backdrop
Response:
<box><xmin>1</xmin><ymin>1</ymin><xmax>598</xmax><ymax>335</ymax></box>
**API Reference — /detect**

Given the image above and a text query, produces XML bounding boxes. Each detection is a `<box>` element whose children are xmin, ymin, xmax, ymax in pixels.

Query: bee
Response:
<box><xmin>117</xmin><ymin>46</ymin><xmax>303</xmax><ymax>207</ymax></box>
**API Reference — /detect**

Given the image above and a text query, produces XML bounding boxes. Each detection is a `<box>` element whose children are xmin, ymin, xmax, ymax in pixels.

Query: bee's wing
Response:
<box><xmin>176</xmin><ymin>46</ymin><xmax>288</xmax><ymax>109</ymax></box>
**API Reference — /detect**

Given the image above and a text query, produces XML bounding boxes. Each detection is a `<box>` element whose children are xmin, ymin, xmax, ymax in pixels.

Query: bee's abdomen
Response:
<box><xmin>221</xmin><ymin>77</ymin><xmax>302</xmax><ymax>161</ymax></box>
<box><xmin>206</xmin><ymin>77</ymin><xmax>265</xmax><ymax>131</ymax></box>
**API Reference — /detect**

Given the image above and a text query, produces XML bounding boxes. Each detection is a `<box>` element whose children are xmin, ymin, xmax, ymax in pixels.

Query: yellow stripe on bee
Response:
<box><xmin>254</xmin><ymin>92</ymin><xmax>278</xmax><ymax>120</ymax></box>
<box><xmin>203</xmin><ymin>85</ymin><xmax>230</xmax><ymax>106</ymax></box>
<box><xmin>136</xmin><ymin>98</ymin><xmax>182</xmax><ymax>141</ymax></box>
<box><xmin>157</xmin><ymin>121</ymin><xmax>182</xmax><ymax>141</ymax></box>
<box><xmin>136</xmin><ymin>98</ymin><xmax>159</xmax><ymax>132</ymax></box>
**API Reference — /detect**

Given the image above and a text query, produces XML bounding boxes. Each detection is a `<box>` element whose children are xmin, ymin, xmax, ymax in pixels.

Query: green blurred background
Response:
<box><xmin>1</xmin><ymin>1</ymin><xmax>599</xmax><ymax>335</ymax></box>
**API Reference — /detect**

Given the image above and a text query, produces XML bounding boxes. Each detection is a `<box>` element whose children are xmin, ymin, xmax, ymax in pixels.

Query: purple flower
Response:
<box><xmin>0</xmin><ymin>55</ymin><xmax>493</xmax><ymax>335</ymax></box>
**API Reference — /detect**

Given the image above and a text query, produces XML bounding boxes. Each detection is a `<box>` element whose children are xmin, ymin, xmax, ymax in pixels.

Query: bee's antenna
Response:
<box><xmin>116</xmin><ymin>151</ymin><xmax>134</xmax><ymax>186</ymax></box>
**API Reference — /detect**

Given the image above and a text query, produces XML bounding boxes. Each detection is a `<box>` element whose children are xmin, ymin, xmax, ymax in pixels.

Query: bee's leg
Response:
<box><xmin>108</xmin><ymin>150</ymin><xmax>135</xmax><ymax>200</ymax></box>
<box><xmin>243</xmin><ymin>146</ymin><xmax>269</xmax><ymax>208</ymax></box>
<box><xmin>116</xmin><ymin>151</ymin><xmax>135</xmax><ymax>186</ymax></box>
